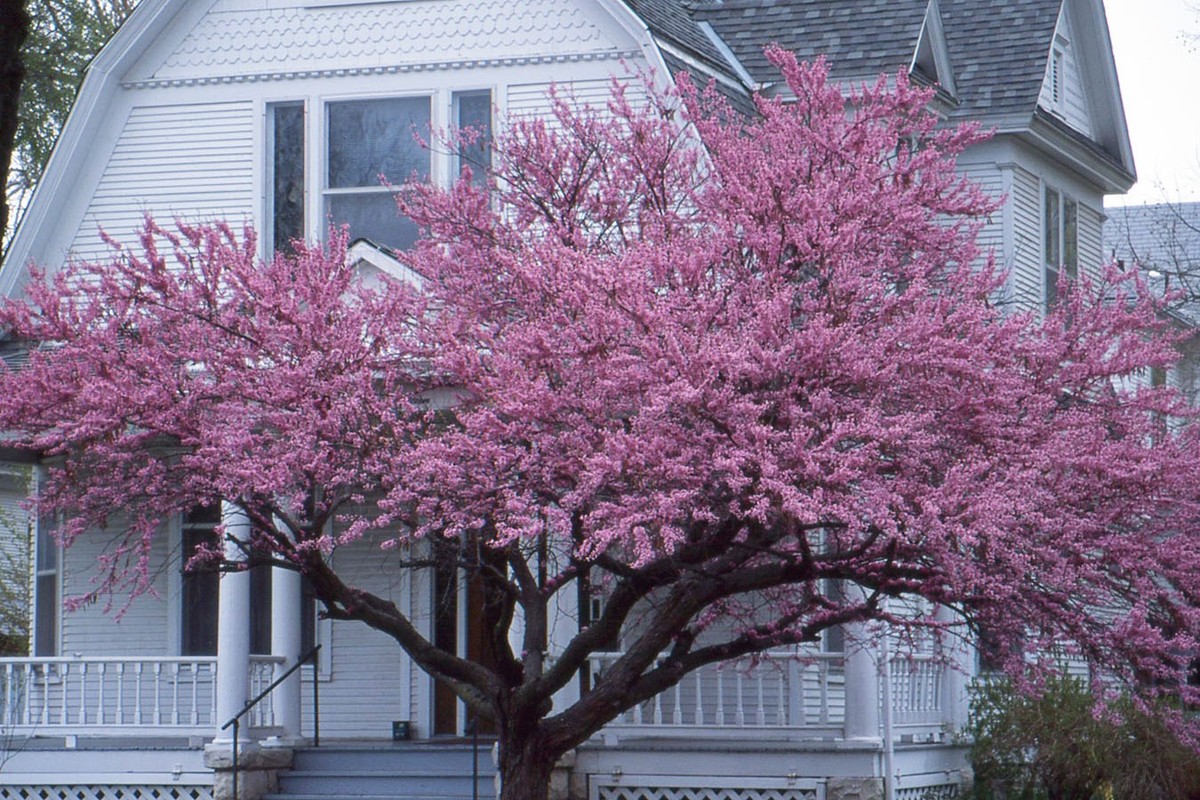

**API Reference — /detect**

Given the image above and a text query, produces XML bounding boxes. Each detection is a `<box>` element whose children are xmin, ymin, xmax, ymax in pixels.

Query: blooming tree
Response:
<box><xmin>2</xmin><ymin>51</ymin><xmax>1200</xmax><ymax>799</ymax></box>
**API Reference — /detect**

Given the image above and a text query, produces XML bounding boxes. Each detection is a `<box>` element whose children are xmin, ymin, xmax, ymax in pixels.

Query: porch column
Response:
<box><xmin>842</xmin><ymin>585</ymin><xmax>881</xmax><ymax>741</ymax></box>
<box><xmin>270</xmin><ymin>543</ymin><xmax>303</xmax><ymax>741</ymax></box>
<box><xmin>214</xmin><ymin>502</ymin><xmax>252</xmax><ymax>742</ymax></box>
<box><xmin>548</xmin><ymin>576</ymin><xmax>581</xmax><ymax>710</ymax></box>
<box><xmin>937</xmin><ymin>604</ymin><xmax>975</xmax><ymax>733</ymax></box>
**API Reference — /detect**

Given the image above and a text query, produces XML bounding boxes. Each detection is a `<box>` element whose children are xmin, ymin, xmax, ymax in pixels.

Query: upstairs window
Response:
<box><xmin>1044</xmin><ymin>186</ymin><xmax>1078</xmax><ymax>308</ymax></box>
<box><xmin>269</xmin><ymin>102</ymin><xmax>306</xmax><ymax>256</ymax></box>
<box><xmin>325</xmin><ymin>97</ymin><xmax>431</xmax><ymax>251</ymax></box>
<box><xmin>453</xmin><ymin>90</ymin><xmax>492</xmax><ymax>188</ymax></box>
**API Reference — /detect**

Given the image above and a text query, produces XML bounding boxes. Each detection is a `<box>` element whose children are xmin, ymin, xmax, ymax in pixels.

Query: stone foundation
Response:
<box><xmin>204</xmin><ymin>742</ymin><xmax>293</xmax><ymax>800</ymax></box>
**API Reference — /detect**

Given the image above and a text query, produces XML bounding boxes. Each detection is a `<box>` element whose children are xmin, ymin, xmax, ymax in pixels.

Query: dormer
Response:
<box><xmin>1039</xmin><ymin>3</ymin><xmax>1091</xmax><ymax>137</ymax></box>
<box><xmin>910</xmin><ymin>0</ymin><xmax>956</xmax><ymax>99</ymax></box>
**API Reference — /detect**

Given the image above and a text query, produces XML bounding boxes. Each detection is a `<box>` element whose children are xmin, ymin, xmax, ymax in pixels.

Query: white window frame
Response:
<box><xmin>1043</xmin><ymin>183</ymin><xmax>1078</xmax><ymax>308</ymax></box>
<box><xmin>31</xmin><ymin>470</ymin><xmax>61</xmax><ymax>658</ymax></box>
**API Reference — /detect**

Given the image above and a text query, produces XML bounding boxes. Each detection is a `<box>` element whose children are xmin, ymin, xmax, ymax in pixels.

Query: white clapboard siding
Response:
<box><xmin>508</xmin><ymin>78</ymin><xmax>648</xmax><ymax>120</ymax></box>
<box><xmin>299</xmin><ymin>528</ymin><xmax>410</xmax><ymax>739</ymax></box>
<box><xmin>0</xmin><ymin>469</ymin><xmax>31</xmax><ymax>645</ymax></box>
<box><xmin>1078</xmin><ymin>201</ymin><xmax>1104</xmax><ymax>279</ymax></box>
<box><xmin>957</xmin><ymin>161</ymin><xmax>1005</xmax><ymax>264</ymax></box>
<box><xmin>60</xmin><ymin>518</ymin><xmax>172</xmax><ymax>657</ymax></box>
<box><xmin>68</xmin><ymin>102</ymin><xmax>255</xmax><ymax>264</ymax></box>
<box><xmin>1010</xmin><ymin>165</ymin><xmax>1044</xmax><ymax>312</ymax></box>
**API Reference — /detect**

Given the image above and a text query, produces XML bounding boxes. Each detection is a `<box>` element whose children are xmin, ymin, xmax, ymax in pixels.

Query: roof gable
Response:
<box><xmin>911</xmin><ymin>0</ymin><xmax>957</xmax><ymax>97</ymax></box>
<box><xmin>125</xmin><ymin>0</ymin><xmax>629</xmax><ymax>86</ymax></box>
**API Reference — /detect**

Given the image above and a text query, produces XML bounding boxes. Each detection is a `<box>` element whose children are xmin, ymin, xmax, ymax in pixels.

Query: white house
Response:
<box><xmin>0</xmin><ymin>2</ymin><xmax>1137</xmax><ymax>800</ymax></box>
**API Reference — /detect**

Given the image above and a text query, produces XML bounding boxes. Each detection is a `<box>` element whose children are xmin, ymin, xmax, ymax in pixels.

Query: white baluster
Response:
<box><xmin>116</xmin><ymin>663</ymin><xmax>125</xmax><ymax>725</ymax></box>
<box><xmin>776</xmin><ymin>667</ymin><xmax>785</xmax><ymax>726</ymax></box>
<box><xmin>694</xmin><ymin>670</ymin><xmax>704</xmax><ymax>726</ymax></box>
<box><xmin>715</xmin><ymin>670</ymin><xmax>725</xmax><ymax>726</ymax></box>
<box><xmin>653</xmin><ymin>686</ymin><xmax>663</xmax><ymax>725</ymax></box>
<box><xmin>818</xmin><ymin>660</ymin><xmax>829</xmax><ymax>725</ymax></box>
<box><xmin>134</xmin><ymin>662</ymin><xmax>144</xmax><ymax>724</ymax></box>
<box><xmin>60</xmin><ymin>662</ymin><xmax>69</xmax><ymax>725</ymax></box>
<box><xmin>20</xmin><ymin>662</ymin><xmax>32</xmax><ymax>729</ymax></box>
<box><xmin>97</xmin><ymin>663</ymin><xmax>106</xmax><ymax>725</ymax></box>
<box><xmin>79</xmin><ymin>662</ymin><xmax>88</xmax><ymax>725</ymax></box>
<box><xmin>187</xmin><ymin>662</ymin><xmax>196</xmax><ymax>724</ymax></box>
<box><xmin>37</xmin><ymin>662</ymin><xmax>48</xmax><ymax>724</ymax></box>
<box><xmin>172</xmin><ymin>662</ymin><xmax>181</xmax><ymax>725</ymax></box>
<box><xmin>633</xmin><ymin>692</ymin><xmax>643</xmax><ymax>725</ymax></box>
<box><xmin>756</xmin><ymin>672</ymin><xmax>765</xmax><ymax>726</ymax></box>
<box><xmin>788</xmin><ymin>661</ymin><xmax>803</xmax><ymax>727</ymax></box>
<box><xmin>735</xmin><ymin>671</ymin><xmax>745</xmax><ymax>726</ymax></box>
<box><xmin>671</xmin><ymin>681</ymin><xmax>682</xmax><ymax>725</ymax></box>
<box><xmin>153</xmin><ymin>662</ymin><xmax>163</xmax><ymax>724</ymax></box>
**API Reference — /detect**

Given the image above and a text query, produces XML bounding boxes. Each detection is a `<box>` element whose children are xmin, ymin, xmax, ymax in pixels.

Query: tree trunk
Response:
<box><xmin>0</xmin><ymin>0</ymin><xmax>29</xmax><ymax>257</ymax></box>
<box><xmin>496</xmin><ymin>727</ymin><xmax>558</xmax><ymax>800</ymax></box>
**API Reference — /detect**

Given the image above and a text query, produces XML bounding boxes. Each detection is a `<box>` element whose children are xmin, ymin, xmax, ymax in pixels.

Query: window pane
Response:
<box><xmin>36</xmin><ymin>514</ymin><xmax>56</xmax><ymax>570</ymax></box>
<box><xmin>1044</xmin><ymin>187</ymin><xmax>1060</xmax><ymax>267</ymax></box>
<box><xmin>1063</xmin><ymin>198</ymin><xmax>1078</xmax><ymax>278</ymax></box>
<box><xmin>327</xmin><ymin>192</ymin><xmax>418</xmax><ymax>250</ymax></box>
<box><xmin>328</xmin><ymin>97</ymin><xmax>431</xmax><ymax>189</ymax></box>
<box><xmin>34</xmin><ymin>574</ymin><xmax>56</xmax><ymax>656</ymax></box>
<box><xmin>454</xmin><ymin>91</ymin><xmax>492</xmax><ymax>187</ymax></box>
<box><xmin>272</xmin><ymin>103</ymin><xmax>306</xmax><ymax>255</ymax></box>
<box><xmin>249</xmin><ymin>564</ymin><xmax>272</xmax><ymax>656</ymax></box>
<box><xmin>182</xmin><ymin>527</ymin><xmax>219</xmax><ymax>655</ymax></box>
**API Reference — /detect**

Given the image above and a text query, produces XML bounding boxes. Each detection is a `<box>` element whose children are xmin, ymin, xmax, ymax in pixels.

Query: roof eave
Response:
<box><xmin>1021</xmin><ymin>112</ymin><xmax>1136</xmax><ymax>194</ymax></box>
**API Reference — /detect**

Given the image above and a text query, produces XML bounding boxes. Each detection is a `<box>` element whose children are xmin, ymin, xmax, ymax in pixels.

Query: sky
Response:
<box><xmin>1104</xmin><ymin>0</ymin><xmax>1200</xmax><ymax>206</ymax></box>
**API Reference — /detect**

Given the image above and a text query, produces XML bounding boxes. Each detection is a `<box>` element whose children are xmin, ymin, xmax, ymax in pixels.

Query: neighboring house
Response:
<box><xmin>0</xmin><ymin>2</ymin><xmax>1135</xmax><ymax>800</ymax></box>
<box><xmin>1105</xmin><ymin>201</ymin><xmax>1200</xmax><ymax>402</ymax></box>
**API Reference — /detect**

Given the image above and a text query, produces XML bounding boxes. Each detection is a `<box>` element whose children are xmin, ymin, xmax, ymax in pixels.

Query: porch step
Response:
<box><xmin>264</xmin><ymin>743</ymin><xmax>497</xmax><ymax>800</ymax></box>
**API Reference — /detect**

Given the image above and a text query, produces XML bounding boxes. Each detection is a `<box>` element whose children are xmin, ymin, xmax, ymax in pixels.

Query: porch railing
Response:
<box><xmin>0</xmin><ymin>654</ymin><xmax>282</xmax><ymax>734</ymax></box>
<box><xmin>589</xmin><ymin>650</ymin><xmax>947</xmax><ymax>739</ymax></box>
<box><xmin>589</xmin><ymin>651</ymin><xmax>847</xmax><ymax>735</ymax></box>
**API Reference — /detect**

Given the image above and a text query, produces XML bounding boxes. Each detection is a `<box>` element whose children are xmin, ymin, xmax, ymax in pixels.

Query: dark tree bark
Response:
<box><xmin>0</xmin><ymin>0</ymin><xmax>30</xmax><ymax>260</ymax></box>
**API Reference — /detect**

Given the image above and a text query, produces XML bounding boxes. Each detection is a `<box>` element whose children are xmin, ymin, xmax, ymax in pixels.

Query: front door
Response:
<box><xmin>432</xmin><ymin>562</ymin><xmax>498</xmax><ymax>736</ymax></box>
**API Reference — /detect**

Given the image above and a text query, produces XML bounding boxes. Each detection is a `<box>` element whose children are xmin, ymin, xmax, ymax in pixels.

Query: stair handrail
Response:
<box><xmin>220</xmin><ymin>644</ymin><xmax>321</xmax><ymax>800</ymax></box>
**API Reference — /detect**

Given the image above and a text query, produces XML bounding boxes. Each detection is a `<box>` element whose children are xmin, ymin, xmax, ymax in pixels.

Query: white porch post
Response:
<box><xmin>937</xmin><ymin>604</ymin><xmax>975</xmax><ymax>733</ymax></box>
<box><xmin>842</xmin><ymin>585</ymin><xmax>881</xmax><ymax>741</ymax></box>
<box><xmin>214</xmin><ymin>502</ymin><xmax>252</xmax><ymax>742</ymax></box>
<box><xmin>270</xmin><ymin>545</ymin><xmax>303</xmax><ymax>741</ymax></box>
<box><xmin>548</xmin><ymin>576</ymin><xmax>581</xmax><ymax>711</ymax></box>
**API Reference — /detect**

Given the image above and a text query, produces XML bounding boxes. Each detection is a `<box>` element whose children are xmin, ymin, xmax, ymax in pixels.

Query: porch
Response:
<box><xmin>0</xmin><ymin>648</ymin><xmax>962</xmax><ymax>745</ymax></box>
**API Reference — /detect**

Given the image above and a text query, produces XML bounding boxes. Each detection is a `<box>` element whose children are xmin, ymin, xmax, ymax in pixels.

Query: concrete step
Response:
<box><xmin>278</xmin><ymin>770</ymin><xmax>493</xmax><ymax>796</ymax></box>
<box><xmin>291</xmin><ymin>743</ymin><xmax>495</xmax><ymax>773</ymax></box>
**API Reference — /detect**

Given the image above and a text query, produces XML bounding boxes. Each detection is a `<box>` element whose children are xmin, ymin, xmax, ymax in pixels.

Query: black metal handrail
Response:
<box><xmin>220</xmin><ymin>644</ymin><xmax>321</xmax><ymax>800</ymax></box>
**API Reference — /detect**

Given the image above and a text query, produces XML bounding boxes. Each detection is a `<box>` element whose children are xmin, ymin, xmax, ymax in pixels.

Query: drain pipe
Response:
<box><xmin>880</xmin><ymin>638</ymin><xmax>896</xmax><ymax>800</ymax></box>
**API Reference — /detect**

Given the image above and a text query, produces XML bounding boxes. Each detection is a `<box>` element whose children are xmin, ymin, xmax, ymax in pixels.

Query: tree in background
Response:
<box><xmin>1</xmin><ymin>53</ymin><xmax>1199</xmax><ymax>799</ymax></box>
<box><xmin>0</xmin><ymin>0</ymin><xmax>30</xmax><ymax>257</ymax></box>
<box><xmin>3</xmin><ymin>0</ymin><xmax>136</xmax><ymax>255</ymax></box>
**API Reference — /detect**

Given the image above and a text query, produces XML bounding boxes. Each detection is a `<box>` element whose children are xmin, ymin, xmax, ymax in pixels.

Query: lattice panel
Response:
<box><xmin>598</xmin><ymin>787</ymin><xmax>819</xmax><ymax>800</ymax></box>
<box><xmin>895</xmin><ymin>785</ymin><xmax>958</xmax><ymax>800</ymax></box>
<box><xmin>0</xmin><ymin>786</ymin><xmax>213</xmax><ymax>800</ymax></box>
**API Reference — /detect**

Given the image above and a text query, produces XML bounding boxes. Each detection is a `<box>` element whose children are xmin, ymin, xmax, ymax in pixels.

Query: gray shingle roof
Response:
<box><xmin>632</xmin><ymin>0</ymin><xmax>1064</xmax><ymax>128</ymax></box>
<box><xmin>939</xmin><ymin>0</ymin><xmax>1060</xmax><ymax>123</ymax></box>
<box><xmin>1105</xmin><ymin>202</ymin><xmax>1200</xmax><ymax>322</ymax></box>
<box><xmin>1106</xmin><ymin>203</ymin><xmax>1200</xmax><ymax>274</ymax></box>
<box><xmin>691</xmin><ymin>0</ymin><xmax>928</xmax><ymax>86</ymax></box>
<box><xmin>623</xmin><ymin>0</ymin><xmax>741</xmax><ymax>77</ymax></box>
